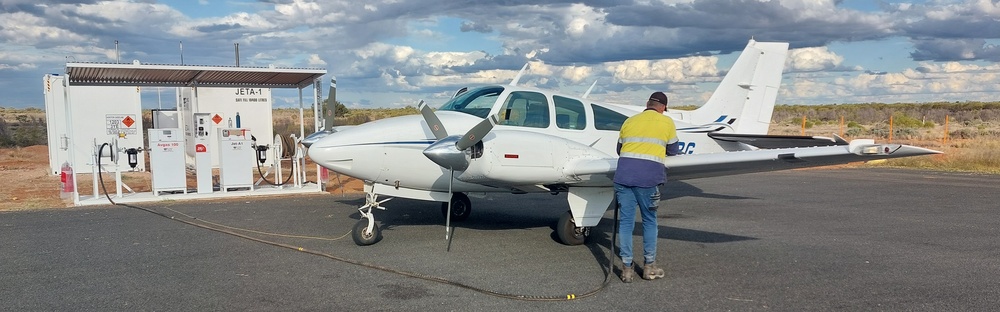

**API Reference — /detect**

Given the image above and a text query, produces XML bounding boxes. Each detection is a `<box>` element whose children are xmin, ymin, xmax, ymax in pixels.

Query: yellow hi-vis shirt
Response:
<box><xmin>614</xmin><ymin>110</ymin><xmax>679</xmax><ymax>187</ymax></box>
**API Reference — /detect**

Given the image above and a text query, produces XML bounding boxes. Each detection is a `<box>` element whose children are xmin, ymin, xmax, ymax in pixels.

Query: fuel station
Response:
<box><xmin>44</xmin><ymin>61</ymin><xmax>328</xmax><ymax>206</ymax></box>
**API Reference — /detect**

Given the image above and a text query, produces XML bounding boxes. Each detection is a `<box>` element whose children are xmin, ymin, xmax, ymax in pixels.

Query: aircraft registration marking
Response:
<box><xmin>677</xmin><ymin>142</ymin><xmax>697</xmax><ymax>154</ymax></box>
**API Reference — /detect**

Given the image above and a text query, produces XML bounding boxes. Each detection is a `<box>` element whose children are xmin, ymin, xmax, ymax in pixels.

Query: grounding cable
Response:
<box><xmin>96</xmin><ymin>145</ymin><xmax>614</xmax><ymax>301</ymax></box>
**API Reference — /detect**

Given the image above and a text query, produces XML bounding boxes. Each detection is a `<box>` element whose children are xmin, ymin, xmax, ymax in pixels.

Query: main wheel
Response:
<box><xmin>440</xmin><ymin>192</ymin><xmax>472</xmax><ymax>222</ymax></box>
<box><xmin>352</xmin><ymin>219</ymin><xmax>382</xmax><ymax>246</ymax></box>
<box><xmin>556</xmin><ymin>210</ymin><xmax>587</xmax><ymax>246</ymax></box>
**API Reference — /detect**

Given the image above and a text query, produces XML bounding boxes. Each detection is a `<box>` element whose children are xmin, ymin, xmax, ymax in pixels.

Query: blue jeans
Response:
<box><xmin>614</xmin><ymin>183</ymin><xmax>660</xmax><ymax>267</ymax></box>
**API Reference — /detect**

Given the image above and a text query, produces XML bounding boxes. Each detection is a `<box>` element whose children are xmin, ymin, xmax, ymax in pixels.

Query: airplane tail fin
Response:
<box><xmin>690</xmin><ymin>40</ymin><xmax>789</xmax><ymax>135</ymax></box>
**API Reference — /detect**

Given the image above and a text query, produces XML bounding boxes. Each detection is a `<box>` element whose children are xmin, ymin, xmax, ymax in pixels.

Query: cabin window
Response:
<box><xmin>437</xmin><ymin>86</ymin><xmax>504</xmax><ymax>118</ymax></box>
<box><xmin>499</xmin><ymin>91</ymin><xmax>550</xmax><ymax>128</ymax></box>
<box><xmin>592</xmin><ymin>104</ymin><xmax>627</xmax><ymax>131</ymax></box>
<box><xmin>553</xmin><ymin>96</ymin><xmax>586</xmax><ymax>130</ymax></box>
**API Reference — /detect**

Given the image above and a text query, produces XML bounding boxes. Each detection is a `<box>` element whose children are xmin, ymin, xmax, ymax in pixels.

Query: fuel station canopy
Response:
<box><xmin>66</xmin><ymin>62</ymin><xmax>325</xmax><ymax>89</ymax></box>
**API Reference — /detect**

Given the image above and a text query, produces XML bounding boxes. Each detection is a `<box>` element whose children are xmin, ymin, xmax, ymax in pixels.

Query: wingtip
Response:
<box><xmin>895</xmin><ymin>144</ymin><xmax>944</xmax><ymax>156</ymax></box>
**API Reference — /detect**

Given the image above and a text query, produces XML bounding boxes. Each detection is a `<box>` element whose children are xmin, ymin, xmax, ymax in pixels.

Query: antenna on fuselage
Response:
<box><xmin>509</xmin><ymin>63</ymin><xmax>529</xmax><ymax>86</ymax></box>
<box><xmin>582</xmin><ymin>80</ymin><xmax>598</xmax><ymax>99</ymax></box>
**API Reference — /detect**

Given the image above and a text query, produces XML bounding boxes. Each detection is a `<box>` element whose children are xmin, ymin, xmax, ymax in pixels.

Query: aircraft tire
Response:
<box><xmin>556</xmin><ymin>210</ymin><xmax>586</xmax><ymax>246</ymax></box>
<box><xmin>352</xmin><ymin>219</ymin><xmax>382</xmax><ymax>246</ymax></box>
<box><xmin>440</xmin><ymin>192</ymin><xmax>472</xmax><ymax>222</ymax></box>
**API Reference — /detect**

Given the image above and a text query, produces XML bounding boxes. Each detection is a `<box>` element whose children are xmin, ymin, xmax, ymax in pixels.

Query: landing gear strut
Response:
<box><xmin>556</xmin><ymin>210</ymin><xmax>589</xmax><ymax>245</ymax></box>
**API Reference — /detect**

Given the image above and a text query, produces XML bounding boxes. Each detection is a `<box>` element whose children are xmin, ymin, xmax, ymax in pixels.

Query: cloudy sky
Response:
<box><xmin>2</xmin><ymin>0</ymin><xmax>999</xmax><ymax>109</ymax></box>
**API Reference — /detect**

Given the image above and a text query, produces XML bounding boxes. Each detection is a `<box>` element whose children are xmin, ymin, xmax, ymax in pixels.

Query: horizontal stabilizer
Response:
<box><xmin>709</xmin><ymin>133</ymin><xmax>849</xmax><ymax>149</ymax></box>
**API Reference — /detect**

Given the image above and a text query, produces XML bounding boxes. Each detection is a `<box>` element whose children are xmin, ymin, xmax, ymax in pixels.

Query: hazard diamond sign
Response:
<box><xmin>122</xmin><ymin>116</ymin><xmax>135</xmax><ymax>128</ymax></box>
<box><xmin>212</xmin><ymin>114</ymin><xmax>223</xmax><ymax>125</ymax></box>
<box><xmin>105</xmin><ymin>114</ymin><xmax>138</xmax><ymax>135</ymax></box>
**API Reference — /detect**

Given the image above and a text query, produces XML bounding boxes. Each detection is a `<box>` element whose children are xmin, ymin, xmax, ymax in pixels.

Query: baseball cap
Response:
<box><xmin>649</xmin><ymin>91</ymin><xmax>668</xmax><ymax>105</ymax></box>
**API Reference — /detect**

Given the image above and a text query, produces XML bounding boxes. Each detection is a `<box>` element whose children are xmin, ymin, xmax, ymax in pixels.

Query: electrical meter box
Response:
<box><xmin>217</xmin><ymin>128</ymin><xmax>254</xmax><ymax>192</ymax></box>
<box><xmin>148</xmin><ymin>128</ymin><xmax>187</xmax><ymax>195</ymax></box>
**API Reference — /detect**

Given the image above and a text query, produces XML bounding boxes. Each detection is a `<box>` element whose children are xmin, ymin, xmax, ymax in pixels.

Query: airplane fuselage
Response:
<box><xmin>307</xmin><ymin>84</ymin><xmax>738</xmax><ymax>195</ymax></box>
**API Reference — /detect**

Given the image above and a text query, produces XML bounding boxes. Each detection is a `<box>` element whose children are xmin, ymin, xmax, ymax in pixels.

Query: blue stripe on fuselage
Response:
<box><xmin>329</xmin><ymin>140</ymin><xmax>436</xmax><ymax>148</ymax></box>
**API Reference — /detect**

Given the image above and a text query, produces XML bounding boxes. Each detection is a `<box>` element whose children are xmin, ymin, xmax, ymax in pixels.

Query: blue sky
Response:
<box><xmin>2</xmin><ymin>0</ymin><xmax>999</xmax><ymax>109</ymax></box>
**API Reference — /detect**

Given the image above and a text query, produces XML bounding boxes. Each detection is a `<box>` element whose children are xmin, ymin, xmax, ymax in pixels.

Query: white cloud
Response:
<box><xmin>307</xmin><ymin>54</ymin><xmax>327</xmax><ymax>67</ymax></box>
<box><xmin>786</xmin><ymin>46</ymin><xmax>844</xmax><ymax>72</ymax></box>
<box><xmin>604</xmin><ymin>55</ymin><xmax>719</xmax><ymax>85</ymax></box>
<box><xmin>274</xmin><ymin>0</ymin><xmax>322</xmax><ymax>19</ymax></box>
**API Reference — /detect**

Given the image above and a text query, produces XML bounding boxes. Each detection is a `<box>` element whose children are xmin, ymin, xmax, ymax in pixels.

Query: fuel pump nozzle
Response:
<box><xmin>251</xmin><ymin>135</ymin><xmax>268</xmax><ymax>164</ymax></box>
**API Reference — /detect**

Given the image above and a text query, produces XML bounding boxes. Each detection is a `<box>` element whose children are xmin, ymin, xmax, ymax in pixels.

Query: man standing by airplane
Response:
<box><xmin>615</xmin><ymin>91</ymin><xmax>680</xmax><ymax>283</ymax></box>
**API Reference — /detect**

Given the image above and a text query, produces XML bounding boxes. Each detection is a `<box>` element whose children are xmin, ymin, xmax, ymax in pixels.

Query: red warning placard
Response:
<box><xmin>122</xmin><ymin>116</ymin><xmax>135</xmax><ymax>128</ymax></box>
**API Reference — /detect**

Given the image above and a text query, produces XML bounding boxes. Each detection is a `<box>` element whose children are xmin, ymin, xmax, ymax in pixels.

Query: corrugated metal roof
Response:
<box><xmin>65</xmin><ymin>62</ymin><xmax>326</xmax><ymax>88</ymax></box>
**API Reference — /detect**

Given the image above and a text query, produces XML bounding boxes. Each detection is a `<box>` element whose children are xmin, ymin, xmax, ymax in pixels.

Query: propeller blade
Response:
<box><xmin>418</xmin><ymin>101</ymin><xmax>449</xmax><ymax>140</ymax></box>
<box><xmin>445</xmin><ymin>168</ymin><xmax>453</xmax><ymax>243</ymax></box>
<box><xmin>456</xmin><ymin>114</ymin><xmax>498</xmax><ymax>151</ymax></box>
<box><xmin>324</xmin><ymin>77</ymin><xmax>337</xmax><ymax>131</ymax></box>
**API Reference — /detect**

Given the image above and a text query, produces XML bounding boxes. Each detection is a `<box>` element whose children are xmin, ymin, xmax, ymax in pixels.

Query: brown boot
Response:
<box><xmin>621</xmin><ymin>265</ymin><xmax>635</xmax><ymax>283</ymax></box>
<box><xmin>642</xmin><ymin>262</ymin><xmax>665</xmax><ymax>280</ymax></box>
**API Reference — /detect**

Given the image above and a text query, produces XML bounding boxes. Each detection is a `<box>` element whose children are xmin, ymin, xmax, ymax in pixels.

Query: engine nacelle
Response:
<box><xmin>457</xmin><ymin>130</ymin><xmax>612</xmax><ymax>186</ymax></box>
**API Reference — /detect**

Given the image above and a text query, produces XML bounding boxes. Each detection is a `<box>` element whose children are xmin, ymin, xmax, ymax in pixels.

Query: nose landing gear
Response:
<box><xmin>352</xmin><ymin>192</ymin><xmax>390</xmax><ymax>246</ymax></box>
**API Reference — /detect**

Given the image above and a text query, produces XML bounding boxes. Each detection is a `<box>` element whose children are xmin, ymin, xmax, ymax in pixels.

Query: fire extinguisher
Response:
<box><xmin>60</xmin><ymin>161</ymin><xmax>74</xmax><ymax>198</ymax></box>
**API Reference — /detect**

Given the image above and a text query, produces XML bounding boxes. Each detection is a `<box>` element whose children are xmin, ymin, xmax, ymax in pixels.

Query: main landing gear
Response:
<box><xmin>556</xmin><ymin>210</ymin><xmax>589</xmax><ymax>246</ymax></box>
<box><xmin>440</xmin><ymin>192</ymin><xmax>471</xmax><ymax>222</ymax></box>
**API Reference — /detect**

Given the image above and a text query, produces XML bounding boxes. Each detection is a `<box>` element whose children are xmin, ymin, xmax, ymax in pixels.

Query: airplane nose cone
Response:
<box><xmin>422</xmin><ymin>135</ymin><xmax>469</xmax><ymax>171</ymax></box>
<box><xmin>306</xmin><ymin>141</ymin><xmax>330</xmax><ymax>163</ymax></box>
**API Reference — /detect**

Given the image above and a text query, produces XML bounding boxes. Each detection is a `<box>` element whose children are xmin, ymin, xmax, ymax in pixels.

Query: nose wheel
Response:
<box><xmin>352</xmin><ymin>218</ymin><xmax>382</xmax><ymax>246</ymax></box>
<box><xmin>353</xmin><ymin>192</ymin><xmax>389</xmax><ymax>246</ymax></box>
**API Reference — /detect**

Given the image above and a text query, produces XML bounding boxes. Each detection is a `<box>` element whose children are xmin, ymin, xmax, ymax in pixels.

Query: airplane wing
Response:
<box><xmin>708</xmin><ymin>132</ymin><xmax>848</xmax><ymax>149</ymax></box>
<box><xmin>666</xmin><ymin>140</ymin><xmax>941</xmax><ymax>180</ymax></box>
<box><xmin>564</xmin><ymin>139</ymin><xmax>941</xmax><ymax>182</ymax></box>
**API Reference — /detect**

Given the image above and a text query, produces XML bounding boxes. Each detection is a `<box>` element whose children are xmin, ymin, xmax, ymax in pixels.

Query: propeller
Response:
<box><xmin>420</xmin><ymin>104</ymin><xmax>498</xmax><ymax>171</ymax></box>
<box><xmin>302</xmin><ymin>77</ymin><xmax>339</xmax><ymax>148</ymax></box>
<box><xmin>417</xmin><ymin>101</ymin><xmax>497</xmax><ymax>247</ymax></box>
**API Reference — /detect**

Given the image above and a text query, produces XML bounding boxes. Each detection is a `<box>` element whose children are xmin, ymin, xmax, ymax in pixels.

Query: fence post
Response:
<box><xmin>840</xmin><ymin>116</ymin><xmax>844</xmax><ymax>137</ymax></box>
<box><xmin>801</xmin><ymin>116</ymin><xmax>806</xmax><ymax>135</ymax></box>
<box><xmin>943</xmin><ymin>115</ymin><xmax>949</xmax><ymax>144</ymax></box>
<box><xmin>889</xmin><ymin>115</ymin><xmax>894</xmax><ymax>142</ymax></box>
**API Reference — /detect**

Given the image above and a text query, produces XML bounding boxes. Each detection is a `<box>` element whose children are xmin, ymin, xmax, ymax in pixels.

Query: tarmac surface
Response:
<box><xmin>2</xmin><ymin>168</ymin><xmax>999</xmax><ymax>311</ymax></box>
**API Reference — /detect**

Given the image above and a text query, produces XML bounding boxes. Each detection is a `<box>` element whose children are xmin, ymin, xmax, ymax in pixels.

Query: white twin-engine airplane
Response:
<box><xmin>306</xmin><ymin>39</ymin><xmax>941</xmax><ymax>246</ymax></box>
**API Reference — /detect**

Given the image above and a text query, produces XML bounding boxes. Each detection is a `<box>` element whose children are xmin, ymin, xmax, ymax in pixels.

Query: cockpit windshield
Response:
<box><xmin>437</xmin><ymin>86</ymin><xmax>504</xmax><ymax>118</ymax></box>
